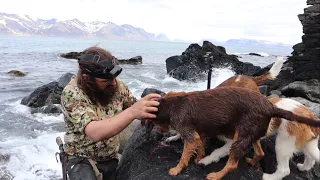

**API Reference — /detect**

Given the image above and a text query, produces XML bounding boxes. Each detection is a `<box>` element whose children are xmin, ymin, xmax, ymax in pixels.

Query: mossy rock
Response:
<box><xmin>118</xmin><ymin>119</ymin><xmax>140</xmax><ymax>154</ymax></box>
<box><xmin>7</xmin><ymin>70</ymin><xmax>26</xmax><ymax>77</ymax></box>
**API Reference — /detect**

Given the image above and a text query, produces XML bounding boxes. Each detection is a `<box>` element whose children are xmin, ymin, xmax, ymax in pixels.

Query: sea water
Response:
<box><xmin>0</xmin><ymin>36</ymin><xmax>290</xmax><ymax>180</ymax></box>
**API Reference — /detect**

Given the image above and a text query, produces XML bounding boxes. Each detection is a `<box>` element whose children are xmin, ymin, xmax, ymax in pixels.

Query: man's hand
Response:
<box><xmin>129</xmin><ymin>93</ymin><xmax>161</xmax><ymax>120</ymax></box>
<box><xmin>85</xmin><ymin>93</ymin><xmax>161</xmax><ymax>141</ymax></box>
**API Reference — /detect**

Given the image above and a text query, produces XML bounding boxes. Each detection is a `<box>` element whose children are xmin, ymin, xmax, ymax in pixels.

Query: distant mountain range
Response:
<box><xmin>200</xmin><ymin>38</ymin><xmax>292</xmax><ymax>50</ymax></box>
<box><xmin>0</xmin><ymin>12</ymin><xmax>293</xmax><ymax>53</ymax></box>
<box><xmin>0</xmin><ymin>12</ymin><xmax>170</xmax><ymax>41</ymax></box>
<box><xmin>198</xmin><ymin>38</ymin><xmax>293</xmax><ymax>55</ymax></box>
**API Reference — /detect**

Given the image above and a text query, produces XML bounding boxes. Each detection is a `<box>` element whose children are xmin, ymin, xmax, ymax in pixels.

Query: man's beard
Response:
<box><xmin>95</xmin><ymin>85</ymin><xmax>117</xmax><ymax>106</ymax></box>
<box><xmin>77</xmin><ymin>76</ymin><xmax>118</xmax><ymax>107</ymax></box>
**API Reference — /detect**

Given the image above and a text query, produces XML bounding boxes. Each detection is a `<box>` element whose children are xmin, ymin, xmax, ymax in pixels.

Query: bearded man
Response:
<box><xmin>60</xmin><ymin>46</ymin><xmax>160</xmax><ymax>180</ymax></box>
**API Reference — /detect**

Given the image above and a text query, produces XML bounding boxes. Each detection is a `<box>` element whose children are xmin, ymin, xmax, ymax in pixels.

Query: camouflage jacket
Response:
<box><xmin>61</xmin><ymin>76</ymin><xmax>136</xmax><ymax>161</ymax></box>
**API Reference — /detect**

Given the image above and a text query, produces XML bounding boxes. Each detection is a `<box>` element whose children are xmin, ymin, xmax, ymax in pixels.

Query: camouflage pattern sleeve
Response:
<box><xmin>61</xmin><ymin>88</ymin><xmax>99</xmax><ymax>133</ymax></box>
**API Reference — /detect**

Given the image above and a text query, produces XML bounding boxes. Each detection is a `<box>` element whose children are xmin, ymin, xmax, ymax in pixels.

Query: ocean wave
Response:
<box><xmin>234</xmin><ymin>52</ymin><xmax>270</xmax><ymax>57</ymax></box>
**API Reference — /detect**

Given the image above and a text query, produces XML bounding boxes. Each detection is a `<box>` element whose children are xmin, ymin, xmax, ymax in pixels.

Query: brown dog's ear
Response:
<box><xmin>141</xmin><ymin>119</ymin><xmax>155</xmax><ymax>140</ymax></box>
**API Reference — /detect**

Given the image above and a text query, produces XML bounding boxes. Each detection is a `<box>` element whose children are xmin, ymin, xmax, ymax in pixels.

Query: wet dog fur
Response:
<box><xmin>146</xmin><ymin>87</ymin><xmax>320</xmax><ymax>180</ymax></box>
<box><xmin>151</xmin><ymin>56</ymin><xmax>285</xmax><ymax>142</ymax></box>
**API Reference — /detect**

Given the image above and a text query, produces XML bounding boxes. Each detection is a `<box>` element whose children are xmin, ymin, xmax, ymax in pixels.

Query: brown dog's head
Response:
<box><xmin>140</xmin><ymin>88</ymin><xmax>166</xmax><ymax>139</ymax></box>
<box><xmin>141</xmin><ymin>88</ymin><xmax>188</xmax><ymax>140</ymax></box>
<box><xmin>141</xmin><ymin>118</ymin><xmax>170</xmax><ymax>137</ymax></box>
<box><xmin>147</xmin><ymin>91</ymin><xmax>187</xmax><ymax>136</ymax></box>
<box><xmin>140</xmin><ymin>118</ymin><xmax>155</xmax><ymax>139</ymax></box>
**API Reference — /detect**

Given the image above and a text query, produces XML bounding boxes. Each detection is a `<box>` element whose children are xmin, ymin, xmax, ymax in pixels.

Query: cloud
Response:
<box><xmin>0</xmin><ymin>0</ymin><xmax>307</xmax><ymax>44</ymax></box>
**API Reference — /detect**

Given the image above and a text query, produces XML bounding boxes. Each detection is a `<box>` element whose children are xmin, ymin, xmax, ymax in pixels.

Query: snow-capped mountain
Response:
<box><xmin>0</xmin><ymin>12</ymin><xmax>294</xmax><ymax>50</ymax></box>
<box><xmin>0</xmin><ymin>13</ymin><xmax>170</xmax><ymax>41</ymax></box>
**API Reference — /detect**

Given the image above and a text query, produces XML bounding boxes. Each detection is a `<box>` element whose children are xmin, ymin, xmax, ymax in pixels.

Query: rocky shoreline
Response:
<box><xmin>17</xmin><ymin>46</ymin><xmax>319</xmax><ymax>180</ymax></box>
<box><xmin>6</xmin><ymin>1</ymin><xmax>319</xmax><ymax>179</ymax></box>
<box><xmin>116</xmin><ymin>1</ymin><xmax>320</xmax><ymax>179</ymax></box>
<box><xmin>60</xmin><ymin>51</ymin><xmax>143</xmax><ymax>65</ymax></box>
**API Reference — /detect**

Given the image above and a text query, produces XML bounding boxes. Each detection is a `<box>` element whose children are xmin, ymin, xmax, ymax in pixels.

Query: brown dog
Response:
<box><xmin>149</xmin><ymin>57</ymin><xmax>285</xmax><ymax>142</ymax></box>
<box><xmin>148</xmin><ymin>87</ymin><xmax>320</xmax><ymax>180</ymax></box>
<box><xmin>216</xmin><ymin>56</ymin><xmax>285</xmax><ymax>92</ymax></box>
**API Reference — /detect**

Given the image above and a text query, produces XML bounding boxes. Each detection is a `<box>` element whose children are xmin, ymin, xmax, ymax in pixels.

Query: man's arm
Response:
<box><xmin>84</xmin><ymin>93</ymin><xmax>160</xmax><ymax>142</ymax></box>
<box><xmin>84</xmin><ymin>107</ymin><xmax>135</xmax><ymax>141</ymax></box>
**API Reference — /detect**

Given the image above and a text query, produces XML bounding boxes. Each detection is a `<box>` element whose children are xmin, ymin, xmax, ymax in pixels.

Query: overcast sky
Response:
<box><xmin>0</xmin><ymin>0</ymin><xmax>308</xmax><ymax>45</ymax></box>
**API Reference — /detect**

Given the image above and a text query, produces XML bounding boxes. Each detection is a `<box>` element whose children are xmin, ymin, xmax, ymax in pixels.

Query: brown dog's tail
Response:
<box><xmin>273</xmin><ymin>107</ymin><xmax>320</xmax><ymax>126</ymax></box>
<box><xmin>253</xmin><ymin>57</ymin><xmax>285</xmax><ymax>85</ymax></box>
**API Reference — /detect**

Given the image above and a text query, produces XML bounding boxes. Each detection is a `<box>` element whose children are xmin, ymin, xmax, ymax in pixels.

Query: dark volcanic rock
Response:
<box><xmin>248</xmin><ymin>53</ymin><xmax>262</xmax><ymax>56</ymax></box>
<box><xmin>117</xmin><ymin>56</ymin><xmax>142</xmax><ymax>65</ymax></box>
<box><xmin>60</xmin><ymin>52</ymin><xmax>81</xmax><ymax>59</ymax></box>
<box><xmin>21</xmin><ymin>73</ymin><xmax>74</xmax><ymax>111</ymax></box>
<box><xmin>21</xmin><ymin>81</ymin><xmax>59</xmax><ymax>108</ymax></box>
<box><xmin>116</xmin><ymin>125</ymin><xmax>320</xmax><ymax>180</ymax></box>
<box><xmin>7</xmin><ymin>70</ymin><xmax>26</xmax><ymax>77</ymax></box>
<box><xmin>281</xmin><ymin>79</ymin><xmax>320</xmax><ymax>103</ymax></box>
<box><xmin>292</xmin><ymin>43</ymin><xmax>305</xmax><ymax>55</ymax></box>
<box><xmin>60</xmin><ymin>51</ymin><xmax>143</xmax><ymax>65</ymax></box>
<box><xmin>165</xmin><ymin>41</ymin><xmax>261</xmax><ymax>81</ymax></box>
<box><xmin>256</xmin><ymin>0</ymin><xmax>320</xmax><ymax>92</ymax></box>
<box><xmin>116</xmin><ymin>125</ymin><xmax>263</xmax><ymax>180</ymax></box>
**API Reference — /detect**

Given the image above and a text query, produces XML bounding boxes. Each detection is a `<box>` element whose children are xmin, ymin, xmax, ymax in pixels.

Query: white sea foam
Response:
<box><xmin>4</xmin><ymin>100</ymin><xmax>31</xmax><ymax>115</ymax></box>
<box><xmin>129</xmin><ymin>67</ymin><xmax>235</xmax><ymax>97</ymax></box>
<box><xmin>4</xmin><ymin>100</ymin><xmax>64</xmax><ymax>124</ymax></box>
<box><xmin>33</xmin><ymin>112</ymin><xmax>64</xmax><ymax>125</ymax></box>
<box><xmin>256</xmin><ymin>52</ymin><xmax>270</xmax><ymax>57</ymax></box>
<box><xmin>0</xmin><ymin>132</ymin><xmax>64</xmax><ymax>180</ymax></box>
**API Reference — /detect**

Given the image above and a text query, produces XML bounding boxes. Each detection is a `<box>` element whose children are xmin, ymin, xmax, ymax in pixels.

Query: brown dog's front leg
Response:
<box><xmin>206</xmin><ymin>152</ymin><xmax>239</xmax><ymax>180</ymax></box>
<box><xmin>195</xmin><ymin>135</ymin><xmax>206</xmax><ymax>164</ymax></box>
<box><xmin>245</xmin><ymin>140</ymin><xmax>265</xmax><ymax>166</ymax></box>
<box><xmin>206</xmin><ymin>131</ymin><xmax>240</xmax><ymax>180</ymax></box>
<box><xmin>169</xmin><ymin>132</ymin><xmax>202</xmax><ymax>176</ymax></box>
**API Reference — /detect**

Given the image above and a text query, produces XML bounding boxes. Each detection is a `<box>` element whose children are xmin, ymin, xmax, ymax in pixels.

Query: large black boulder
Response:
<box><xmin>20</xmin><ymin>73</ymin><xmax>74</xmax><ymax>113</ymax></box>
<box><xmin>116</xmin><ymin>125</ymin><xmax>320</xmax><ymax>180</ymax></box>
<box><xmin>116</xmin><ymin>125</ymin><xmax>263</xmax><ymax>180</ymax></box>
<box><xmin>165</xmin><ymin>41</ymin><xmax>261</xmax><ymax>82</ymax></box>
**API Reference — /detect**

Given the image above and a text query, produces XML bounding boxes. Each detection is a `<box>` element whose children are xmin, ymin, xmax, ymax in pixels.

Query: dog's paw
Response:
<box><xmin>262</xmin><ymin>172</ymin><xmax>286</xmax><ymax>180</ymax></box>
<box><xmin>245</xmin><ymin>157</ymin><xmax>257</xmax><ymax>166</ymax></box>
<box><xmin>262</xmin><ymin>173</ymin><xmax>277</xmax><ymax>180</ymax></box>
<box><xmin>164</xmin><ymin>137</ymin><xmax>174</xmax><ymax>143</ymax></box>
<box><xmin>206</xmin><ymin>172</ymin><xmax>221</xmax><ymax>180</ymax></box>
<box><xmin>164</xmin><ymin>135</ymin><xmax>180</xmax><ymax>142</ymax></box>
<box><xmin>297</xmin><ymin>163</ymin><xmax>306</xmax><ymax>171</ymax></box>
<box><xmin>198</xmin><ymin>157</ymin><xmax>210</xmax><ymax>166</ymax></box>
<box><xmin>297</xmin><ymin>163</ymin><xmax>312</xmax><ymax>171</ymax></box>
<box><xmin>262</xmin><ymin>173</ymin><xmax>271</xmax><ymax>180</ymax></box>
<box><xmin>169</xmin><ymin>167</ymin><xmax>182</xmax><ymax>176</ymax></box>
<box><xmin>194</xmin><ymin>156</ymin><xmax>204</xmax><ymax>164</ymax></box>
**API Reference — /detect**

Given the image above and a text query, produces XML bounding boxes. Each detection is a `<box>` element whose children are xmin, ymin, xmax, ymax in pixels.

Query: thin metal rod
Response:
<box><xmin>207</xmin><ymin>65</ymin><xmax>213</xmax><ymax>90</ymax></box>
